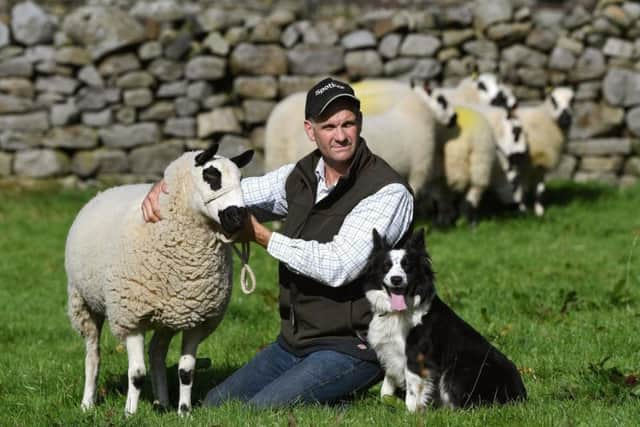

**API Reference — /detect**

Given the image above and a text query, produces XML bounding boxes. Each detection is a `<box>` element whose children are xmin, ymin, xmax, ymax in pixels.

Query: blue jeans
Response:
<box><xmin>203</xmin><ymin>341</ymin><xmax>383</xmax><ymax>408</ymax></box>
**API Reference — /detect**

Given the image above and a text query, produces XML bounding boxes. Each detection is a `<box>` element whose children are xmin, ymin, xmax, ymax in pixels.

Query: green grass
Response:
<box><xmin>0</xmin><ymin>180</ymin><xmax>639</xmax><ymax>426</ymax></box>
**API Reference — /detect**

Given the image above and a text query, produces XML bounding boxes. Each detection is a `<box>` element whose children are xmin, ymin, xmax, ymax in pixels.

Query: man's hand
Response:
<box><xmin>141</xmin><ymin>180</ymin><xmax>168</xmax><ymax>223</ymax></box>
<box><xmin>235</xmin><ymin>214</ymin><xmax>272</xmax><ymax>248</ymax></box>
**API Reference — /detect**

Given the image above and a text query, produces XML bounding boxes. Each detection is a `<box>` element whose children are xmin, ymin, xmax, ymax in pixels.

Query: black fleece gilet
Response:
<box><xmin>276</xmin><ymin>139</ymin><xmax>413</xmax><ymax>361</ymax></box>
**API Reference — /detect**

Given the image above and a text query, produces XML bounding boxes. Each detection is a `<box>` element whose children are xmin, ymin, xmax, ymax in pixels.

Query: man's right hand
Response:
<box><xmin>141</xmin><ymin>180</ymin><xmax>168</xmax><ymax>223</ymax></box>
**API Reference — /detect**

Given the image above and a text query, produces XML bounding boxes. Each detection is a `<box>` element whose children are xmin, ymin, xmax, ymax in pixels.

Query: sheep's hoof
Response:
<box><xmin>178</xmin><ymin>404</ymin><xmax>191</xmax><ymax>417</ymax></box>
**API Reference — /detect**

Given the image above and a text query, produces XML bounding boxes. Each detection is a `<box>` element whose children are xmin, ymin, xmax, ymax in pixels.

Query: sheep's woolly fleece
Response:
<box><xmin>66</xmin><ymin>151</ymin><xmax>238</xmax><ymax>340</ymax></box>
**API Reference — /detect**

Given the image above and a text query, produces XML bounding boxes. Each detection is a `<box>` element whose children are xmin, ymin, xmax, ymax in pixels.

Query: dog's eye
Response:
<box><xmin>401</xmin><ymin>258</ymin><xmax>408</xmax><ymax>268</ymax></box>
<box><xmin>384</xmin><ymin>260</ymin><xmax>392</xmax><ymax>270</ymax></box>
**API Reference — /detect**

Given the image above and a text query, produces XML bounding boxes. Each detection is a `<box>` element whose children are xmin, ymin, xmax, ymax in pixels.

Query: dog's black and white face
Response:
<box><xmin>364</xmin><ymin>228</ymin><xmax>435</xmax><ymax>313</ymax></box>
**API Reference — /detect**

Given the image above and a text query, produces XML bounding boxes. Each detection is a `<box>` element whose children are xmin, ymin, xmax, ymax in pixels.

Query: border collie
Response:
<box><xmin>364</xmin><ymin>228</ymin><xmax>527</xmax><ymax>412</ymax></box>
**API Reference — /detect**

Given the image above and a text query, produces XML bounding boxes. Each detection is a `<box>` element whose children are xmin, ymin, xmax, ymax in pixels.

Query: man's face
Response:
<box><xmin>304</xmin><ymin>99</ymin><xmax>361</xmax><ymax>169</ymax></box>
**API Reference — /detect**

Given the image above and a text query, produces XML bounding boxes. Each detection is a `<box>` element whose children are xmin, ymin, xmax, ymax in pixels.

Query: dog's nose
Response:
<box><xmin>390</xmin><ymin>276</ymin><xmax>403</xmax><ymax>287</ymax></box>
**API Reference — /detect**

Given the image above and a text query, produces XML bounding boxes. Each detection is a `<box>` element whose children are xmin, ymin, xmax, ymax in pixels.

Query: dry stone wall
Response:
<box><xmin>0</xmin><ymin>0</ymin><xmax>639</xmax><ymax>187</ymax></box>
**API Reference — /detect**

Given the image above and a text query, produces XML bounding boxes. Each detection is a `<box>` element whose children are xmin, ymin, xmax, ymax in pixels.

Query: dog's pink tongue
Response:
<box><xmin>390</xmin><ymin>294</ymin><xmax>407</xmax><ymax>311</ymax></box>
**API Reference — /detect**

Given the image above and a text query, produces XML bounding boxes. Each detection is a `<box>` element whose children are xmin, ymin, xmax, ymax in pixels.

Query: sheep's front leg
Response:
<box><xmin>178</xmin><ymin>325</ymin><xmax>210</xmax><ymax>415</ymax></box>
<box><xmin>125</xmin><ymin>334</ymin><xmax>146</xmax><ymax>416</ymax></box>
<box><xmin>534</xmin><ymin>181</ymin><xmax>545</xmax><ymax>217</ymax></box>
<box><xmin>148</xmin><ymin>329</ymin><xmax>175</xmax><ymax>411</ymax></box>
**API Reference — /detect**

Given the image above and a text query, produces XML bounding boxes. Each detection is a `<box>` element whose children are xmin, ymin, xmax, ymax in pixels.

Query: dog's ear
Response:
<box><xmin>372</xmin><ymin>228</ymin><xmax>385</xmax><ymax>250</ymax></box>
<box><xmin>410</xmin><ymin>228</ymin><xmax>425</xmax><ymax>251</ymax></box>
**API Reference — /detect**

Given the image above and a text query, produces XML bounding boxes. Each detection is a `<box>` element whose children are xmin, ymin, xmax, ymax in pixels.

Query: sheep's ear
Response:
<box><xmin>195</xmin><ymin>143</ymin><xmax>219</xmax><ymax>167</ymax></box>
<box><xmin>230</xmin><ymin>150</ymin><xmax>254</xmax><ymax>169</ymax></box>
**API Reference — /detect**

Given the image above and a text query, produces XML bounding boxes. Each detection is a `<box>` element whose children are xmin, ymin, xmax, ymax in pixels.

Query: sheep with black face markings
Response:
<box><xmin>65</xmin><ymin>144</ymin><xmax>253</xmax><ymax>416</ymax></box>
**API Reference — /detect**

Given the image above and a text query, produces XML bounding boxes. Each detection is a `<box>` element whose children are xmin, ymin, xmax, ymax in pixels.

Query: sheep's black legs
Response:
<box><xmin>149</xmin><ymin>329</ymin><xmax>174</xmax><ymax>410</ymax></box>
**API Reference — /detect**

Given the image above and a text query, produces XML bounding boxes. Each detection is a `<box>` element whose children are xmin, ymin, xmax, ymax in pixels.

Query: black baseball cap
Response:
<box><xmin>305</xmin><ymin>77</ymin><xmax>360</xmax><ymax>120</ymax></box>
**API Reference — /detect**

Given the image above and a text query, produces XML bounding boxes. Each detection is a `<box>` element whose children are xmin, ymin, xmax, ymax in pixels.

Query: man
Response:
<box><xmin>142</xmin><ymin>77</ymin><xmax>414</xmax><ymax>407</ymax></box>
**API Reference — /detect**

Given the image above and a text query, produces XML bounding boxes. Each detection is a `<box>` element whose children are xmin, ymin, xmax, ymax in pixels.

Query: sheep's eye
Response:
<box><xmin>202</xmin><ymin>166</ymin><xmax>222</xmax><ymax>191</ymax></box>
<box><xmin>513</xmin><ymin>126</ymin><xmax>522</xmax><ymax>140</ymax></box>
<box><xmin>477</xmin><ymin>81</ymin><xmax>487</xmax><ymax>91</ymax></box>
<box><xmin>550</xmin><ymin>96</ymin><xmax>558</xmax><ymax>109</ymax></box>
<box><xmin>437</xmin><ymin>95</ymin><xmax>448</xmax><ymax>108</ymax></box>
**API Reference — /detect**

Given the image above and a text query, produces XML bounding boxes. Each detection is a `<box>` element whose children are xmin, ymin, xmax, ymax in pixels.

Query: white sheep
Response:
<box><xmin>264</xmin><ymin>79</ymin><xmax>457</xmax><ymax>197</ymax></box>
<box><xmin>65</xmin><ymin>144</ymin><xmax>254</xmax><ymax>415</ymax></box>
<box><xmin>443</xmin><ymin>73</ymin><xmax>517</xmax><ymax>110</ymax></box>
<box><xmin>512</xmin><ymin>87</ymin><xmax>575</xmax><ymax>216</ymax></box>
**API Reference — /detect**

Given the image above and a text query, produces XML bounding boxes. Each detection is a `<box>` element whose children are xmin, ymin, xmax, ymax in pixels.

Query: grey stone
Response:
<box><xmin>140</xmin><ymin>101</ymin><xmax>175</xmax><ymax>121</ymax></box>
<box><xmin>603</xmin><ymin>37</ymin><xmax>634</xmax><ymax>59</ymax></box>
<box><xmin>23</xmin><ymin>45</ymin><xmax>55</xmax><ymax>64</ymax></box>
<box><xmin>203</xmin><ymin>32</ymin><xmax>230</xmax><ymax>56</ymax></box>
<box><xmin>72</xmin><ymin>147</ymin><xmax>128</xmax><ymax>177</ymax></box>
<box><xmin>301</xmin><ymin>22</ymin><xmax>339</xmax><ymax>46</ymax></box>
<box><xmin>563</xmin><ymin>5</ymin><xmax>591</xmax><ymax>29</ymax></box>
<box><xmin>163</xmin><ymin>117</ymin><xmax>195</xmax><ymax>137</ymax></box>
<box><xmin>567</xmin><ymin>138</ymin><xmax>632</xmax><ymax>156</ymax></box>
<box><xmin>51</xmin><ymin>100</ymin><xmax>79</xmax><ymax>126</ymax></box>
<box><xmin>603</xmin><ymin>68</ymin><xmax>640</xmax><ymax>107</ymax></box>
<box><xmin>533</xmin><ymin>9</ymin><xmax>564</xmax><ymax>28</ymax></box>
<box><xmin>14</xmin><ymin>148</ymin><xmax>69</xmax><ymax>177</ymax></box>
<box><xmin>35</xmin><ymin>91</ymin><xmax>64</xmax><ymax>107</ymax></box>
<box><xmin>115</xmin><ymin>106</ymin><xmax>136</xmax><ymax>125</ymax></box>
<box><xmin>250</xmin><ymin>19</ymin><xmax>281</xmax><ymax>43</ymax></box>
<box><xmin>345</xmin><ymin>50</ymin><xmax>383</xmax><ymax>78</ymax></box>
<box><xmin>138</xmin><ymin>41</ymin><xmax>162</xmax><ymax>61</ymax></box>
<box><xmin>164</xmin><ymin>32</ymin><xmax>193</xmax><ymax>60</ymax></box>
<box><xmin>250</xmin><ymin>126</ymin><xmax>265</xmax><ymax>150</ymax></box>
<box><xmin>0</xmin><ymin>46</ymin><xmax>24</xmax><ymax>61</ymax></box>
<box><xmin>601</xmin><ymin>4</ymin><xmax>630</xmax><ymax>29</ymax></box>
<box><xmin>525</xmin><ymin>28</ymin><xmax>559</xmax><ymax>52</ymax></box>
<box><xmin>45</xmin><ymin>126</ymin><xmax>98</xmax><ymax>149</ymax></box>
<box><xmin>0</xmin><ymin>130</ymin><xmax>42</xmax><ymax>150</ymax></box>
<box><xmin>123</xmin><ymin>88</ymin><xmax>153</xmax><ymax>108</ymax></box>
<box><xmin>148</xmin><ymin>58</ymin><xmax>184</xmax><ymax>81</ymax></box>
<box><xmin>399</xmin><ymin>34</ymin><xmax>441</xmax><ymax>57</ymax></box>
<box><xmin>185</xmin><ymin>56</ymin><xmax>226</xmax><ymax>81</ymax></box>
<box><xmin>446</xmin><ymin>56</ymin><xmax>476</xmax><ymax>77</ymax></box>
<box><xmin>217</xmin><ymin>134</ymin><xmax>253</xmax><ymax>158</ymax></box>
<box><xmin>197</xmin><ymin>108</ymin><xmax>241</xmax><ymax>138</ymax></box>
<box><xmin>242</xmin><ymin>99</ymin><xmax>275</xmax><ymax>124</ymax></box>
<box><xmin>233</xmin><ymin>76</ymin><xmax>277</xmax><ymax>100</ymax></box>
<box><xmin>55</xmin><ymin>46</ymin><xmax>91</xmax><ymax>66</ymax></box>
<box><xmin>281</xmin><ymin>23</ymin><xmax>300</xmax><ymax>48</ymax></box>
<box><xmin>130</xmin><ymin>0</ymin><xmax>187</xmax><ymax>22</ymax></box>
<box><xmin>157</xmin><ymin>80</ymin><xmax>188</xmax><ymax>98</ymax></box>
<box><xmin>287</xmin><ymin>44</ymin><xmax>343</xmax><ymax>75</ymax></box>
<box><xmin>0</xmin><ymin>57</ymin><xmax>32</xmax><ymax>78</ymax></box>
<box><xmin>187</xmin><ymin>81</ymin><xmax>213</xmax><ymax>100</ymax></box>
<box><xmin>0</xmin><ymin>111</ymin><xmax>48</xmax><ymax>131</ymax></box>
<box><xmin>379</xmin><ymin>33</ymin><xmax>402</xmax><ymax>59</ymax></box>
<box><xmin>277</xmin><ymin>76</ymin><xmax>319</xmax><ymax>97</ymax></box>
<box><xmin>501</xmin><ymin>44</ymin><xmax>547</xmax><ymax>68</ymax></box>
<box><xmin>77</xmin><ymin>65</ymin><xmax>104</xmax><ymax>88</ymax></box>
<box><xmin>116</xmin><ymin>71</ymin><xmax>155</xmax><ymax>89</ymax></box>
<box><xmin>557</xmin><ymin>37</ymin><xmax>584</xmax><ymax>55</ymax></box>
<box><xmin>573</xmin><ymin>171</ymin><xmax>618</xmax><ymax>186</ymax></box>
<box><xmin>0</xmin><ymin>23</ymin><xmax>9</xmax><ymax>49</ymax></box>
<box><xmin>442</xmin><ymin>29</ymin><xmax>474</xmax><ymax>47</ymax></box>
<box><xmin>98</xmin><ymin>53</ymin><xmax>141</xmax><ymax>77</ymax></box>
<box><xmin>570</xmin><ymin>101</ymin><xmax>625</xmax><ymax>139</ymax></box>
<box><xmin>486</xmin><ymin>22</ymin><xmax>532</xmax><ymax>44</ymax></box>
<box><xmin>0</xmin><ymin>78</ymin><xmax>34</xmax><ymax>98</ymax></box>
<box><xmin>384</xmin><ymin>57</ymin><xmax>417</xmax><ymax>76</ymax></box>
<box><xmin>579</xmin><ymin>155</ymin><xmax>624</xmax><ymax>173</ymax></box>
<box><xmin>570</xmin><ymin>48</ymin><xmax>607</xmax><ymax>83</ymax></box>
<box><xmin>400</xmin><ymin>58</ymin><xmax>441</xmax><ymax>81</ymax></box>
<box><xmin>546</xmin><ymin>154</ymin><xmax>577</xmax><ymax>181</ymax></box>
<box><xmin>196</xmin><ymin>8</ymin><xmax>229</xmax><ymax>32</ymax></box>
<box><xmin>35</xmin><ymin>75</ymin><xmax>79</xmax><ymax>95</ymax></box>
<box><xmin>462</xmin><ymin>39</ymin><xmax>498</xmax><ymax>59</ymax></box>
<box><xmin>75</xmin><ymin>87</ymin><xmax>110</xmax><ymax>111</ymax></box>
<box><xmin>82</xmin><ymin>108</ymin><xmax>112</xmax><ymax>127</ymax></box>
<box><xmin>63</xmin><ymin>6</ymin><xmax>146</xmax><ymax>60</ymax></box>
<box><xmin>341</xmin><ymin>30</ymin><xmax>377</xmax><ymax>50</ymax></box>
<box><xmin>575</xmin><ymin>82</ymin><xmax>602</xmax><ymax>101</ymax></box>
<box><xmin>11</xmin><ymin>1</ymin><xmax>56</xmax><ymax>46</ymax></box>
<box><xmin>99</xmin><ymin>123</ymin><xmax>160</xmax><ymax>148</ymax></box>
<box><xmin>358</xmin><ymin>10</ymin><xmax>413</xmax><ymax>38</ymax></box>
<box><xmin>473</xmin><ymin>0</ymin><xmax>512</xmax><ymax>33</ymax></box>
<box><xmin>0</xmin><ymin>93</ymin><xmax>32</xmax><ymax>113</ymax></box>
<box><xmin>202</xmin><ymin>94</ymin><xmax>229</xmax><ymax>110</ymax></box>
<box><xmin>231</xmin><ymin>43</ymin><xmax>288</xmax><ymax>76</ymax></box>
<box><xmin>129</xmin><ymin>140</ymin><xmax>184</xmax><ymax>176</ymax></box>
<box><xmin>548</xmin><ymin>47</ymin><xmax>576</xmax><ymax>71</ymax></box>
<box><xmin>0</xmin><ymin>151</ymin><xmax>11</xmax><ymax>176</ymax></box>
<box><xmin>225</xmin><ymin>27</ymin><xmax>248</xmax><ymax>46</ymax></box>
<box><xmin>174</xmin><ymin>97</ymin><xmax>199</xmax><ymax>117</ymax></box>
<box><xmin>625</xmin><ymin>106</ymin><xmax>640</xmax><ymax>137</ymax></box>
<box><xmin>625</xmin><ymin>157</ymin><xmax>640</xmax><ymax>176</ymax></box>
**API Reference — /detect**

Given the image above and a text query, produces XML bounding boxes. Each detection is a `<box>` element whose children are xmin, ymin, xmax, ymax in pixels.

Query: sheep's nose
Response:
<box><xmin>219</xmin><ymin>206</ymin><xmax>248</xmax><ymax>234</ymax></box>
<box><xmin>558</xmin><ymin>110</ymin><xmax>572</xmax><ymax>130</ymax></box>
<box><xmin>448</xmin><ymin>112</ymin><xmax>458</xmax><ymax>127</ymax></box>
<box><xmin>491</xmin><ymin>92</ymin><xmax>507</xmax><ymax>108</ymax></box>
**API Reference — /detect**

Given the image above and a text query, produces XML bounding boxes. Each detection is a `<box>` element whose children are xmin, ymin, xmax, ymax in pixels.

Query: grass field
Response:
<box><xmin>0</xmin><ymin>180</ymin><xmax>638</xmax><ymax>426</ymax></box>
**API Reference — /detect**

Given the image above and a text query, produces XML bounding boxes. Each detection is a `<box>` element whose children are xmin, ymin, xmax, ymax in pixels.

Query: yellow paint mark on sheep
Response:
<box><xmin>454</xmin><ymin>106</ymin><xmax>481</xmax><ymax>129</ymax></box>
<box><xmin>353</xmin><ymin>80</ymin><xmax>401</xmax><ymax>115</ymax></box>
